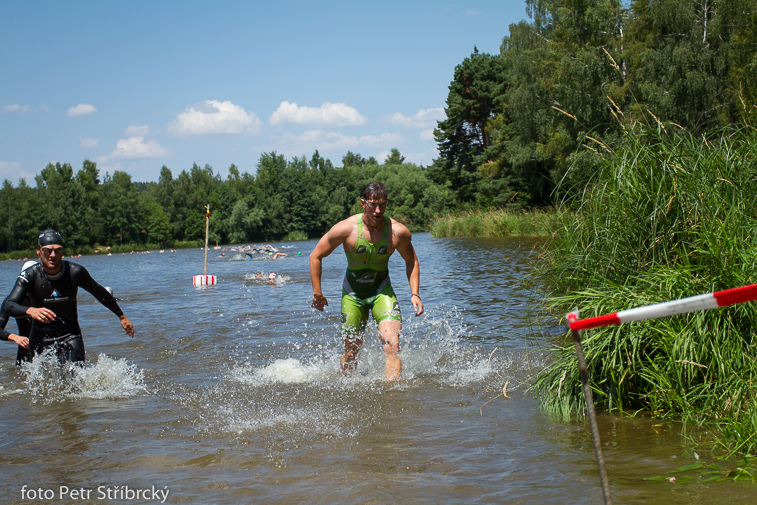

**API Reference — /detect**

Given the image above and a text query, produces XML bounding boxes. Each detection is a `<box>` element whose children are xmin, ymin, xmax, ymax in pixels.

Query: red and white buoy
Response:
<box><xmin>194</xmin><ymin>204</ymin><xmax>217</xmax><ymax>288</ymax></box>
<box><xmin>193</xmin><ymin>274</ymin><xmax>216</xmax><ymax>287</ymax></box>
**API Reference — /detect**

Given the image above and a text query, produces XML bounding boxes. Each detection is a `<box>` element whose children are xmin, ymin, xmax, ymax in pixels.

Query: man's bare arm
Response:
<box><xmin>394</xmin><ymin>224</ymin><xmax>424</xmax><ymax>316</ymax></box>
<box><xmin>309</xmin><ymin>220</ymin><xmax>352</xmax><ymax>311</ymax></box>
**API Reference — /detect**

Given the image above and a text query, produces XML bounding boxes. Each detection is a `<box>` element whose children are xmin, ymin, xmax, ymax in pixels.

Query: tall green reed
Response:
<box><xmin>533</xmin><ymin>123</ymin><xmax>757</xmax><ymax>453</ymax></box>
<box><xmin>430</xmin><ymin>208</ymin><xmax>558</xmax><ymax>238</ymax></box>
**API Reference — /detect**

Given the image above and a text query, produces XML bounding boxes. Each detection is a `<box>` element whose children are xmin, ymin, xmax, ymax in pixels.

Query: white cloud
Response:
<box><xmin>0</xmin><ymin>161</ymin><xmax>37</xmax><ymax>183</ymax></box>
<box><xmin>0</xmin><ymin>161</ymin><xmax>22</xmax><ymax>179</ymax></box>
<box><xmin>465</xmin><ymin>9</ymin><xmax>481</xmax><ymax>15</ymax></box>
<box><xmin>405</xmin><ymin>147</ymin><xmax>439</xmax><ymax>167</ymax></box>
<box><xmin>420</xmin><ymin>128</ymin><xmax>436</xmax><ymax>141</ymax></box>
<box><xmin>169</xmin><ymin>100</ymin><xmax>262</xmax><ymax>135</ymax></box>
<box><xmin>67</xmin><ymin>103</ymin><xmax>97</xmax><ymax>116</ymax></box>
<box><xmin>274</xmin><ymin>129</ymin><xmax>403</xmax><ymax>153</ymax></box>
<box><xmin>358</xmin><ymin>132</ymin><xmax>404</xmax><ymax>146</ymax></box>
<box><xmin>110</xmin><ymin>136</ymin><xmax>171</xmax><ymax>159</ymax></box>
<box><xmin>276</xmin><ymin>129</ymin><xmax>359</xmax><ymax>151</ymax></box>
<box><xmin>374</xmin><ymin>148</ymin><xmax>438</xmax><ymax>166</ymax></box>
<box><xmin>80</xmin><ymin>137</ymin><xmax>99</xmax><ymax>149</ymax></box>
<box><xmin>4</xmin><ymin>104</ymin><xmax>30</xmax><ymax>114</ymax></box>
<box><xmin>270</xmin><ymin>101</ymin><xmax>366</xmax><ymax>127</ymax></box>
<box><xmin>386</xmin><ymin>107</ymin><xmax>445</xmax><ymax>128</ymax></box>
<box><xmin>124</xmin><ymin>125</ymin><xmax>149</xmax><ymax>136</ymax></box>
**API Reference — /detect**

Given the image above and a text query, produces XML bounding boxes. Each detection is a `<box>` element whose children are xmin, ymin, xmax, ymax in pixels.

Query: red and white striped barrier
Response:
<box><xmin>568</xmin><ymin>283</ymin><xmax>757</xmax><ymax>331</ymax></box>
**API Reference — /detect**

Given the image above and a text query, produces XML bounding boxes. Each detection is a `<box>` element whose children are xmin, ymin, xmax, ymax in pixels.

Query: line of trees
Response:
<box><xmin>0</xmin><ymin>149</ymin><xmax>454</xmax><ymax>252</ymax></box>
<box><xmin>431</xmin><ymin>0</ymin><xmax>757</xmax><ymax>209</ymax></box>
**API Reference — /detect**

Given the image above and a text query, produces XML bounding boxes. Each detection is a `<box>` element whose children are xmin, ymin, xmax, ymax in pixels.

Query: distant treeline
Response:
<box><xmin>0</xmin><ymin>150</ymin><xmax>454</xmax><ymax>253</ymax></box>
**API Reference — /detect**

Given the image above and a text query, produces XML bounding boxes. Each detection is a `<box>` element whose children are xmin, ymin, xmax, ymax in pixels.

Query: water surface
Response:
<box><xmin>0</xmin><ymin>234</ymin><xmax>754</xmax><ymax>504</ymax></box>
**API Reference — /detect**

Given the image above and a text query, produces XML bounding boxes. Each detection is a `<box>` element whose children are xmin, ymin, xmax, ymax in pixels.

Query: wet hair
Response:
<box><xmin>38</xmin><ymin>229</ymin><xmax>63</xmax><ymax>248</ymax></box>
<box><xmin>361</xmin><ymin>181</ymin><xmax>388</xmax><ymax>202</ymax></box>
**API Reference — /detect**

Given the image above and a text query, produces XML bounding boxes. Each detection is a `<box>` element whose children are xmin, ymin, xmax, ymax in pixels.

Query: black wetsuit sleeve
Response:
<box><xmin>72</xmin><ymin>264</ymin><xmax>124</xmax><ymax>318</ymax></box>
<box><xmin>0</xmin><ymin>302</ymin><xmax>9</xmax><ymax>341</ymax></box>
<box><xmin>3</xmin><ymin>277</ymin><xmax>31</xmax><ymax>319</ymax></box>
<box><xmin>1</xmin><ymin>277</ymin><xmax>29</xmax><ymax>340</ymax></box>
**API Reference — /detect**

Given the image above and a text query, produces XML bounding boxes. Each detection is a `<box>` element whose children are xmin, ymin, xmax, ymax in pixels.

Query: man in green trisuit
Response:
<box><xmin>309</xmin><ymin>181</ymin><xmax>423</xmax><ymax>380</ymax></box>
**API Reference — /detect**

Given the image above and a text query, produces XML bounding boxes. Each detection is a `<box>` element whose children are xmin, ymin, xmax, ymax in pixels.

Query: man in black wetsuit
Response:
<box><xmin>3</xmin><ymin>229</ymin><xmax>134</xmax><ymax>364</ymax></box>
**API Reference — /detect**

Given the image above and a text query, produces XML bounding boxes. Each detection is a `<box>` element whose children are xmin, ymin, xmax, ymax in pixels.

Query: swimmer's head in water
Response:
<box><xmin>38</xmin><ymin>229</ymin><xmax>63</xmax><ymax>248</ymax></box>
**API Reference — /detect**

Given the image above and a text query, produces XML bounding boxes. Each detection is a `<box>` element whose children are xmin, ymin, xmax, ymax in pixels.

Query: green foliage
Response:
<box><xmin>0</xmin><ymin>150</ymin><xmax>451</xmax><ymax>252</ymax></box>
<box><xmin>34</xmin><ymin>162</ymin><xmax>87</xmax><ymax>248</ymax></box>
<box><xmin>532</xmin><ymin>123</ymin><xmax>757</xmax><ymax>453</ymax></box>
<box><xmin>432</xmin><ymin>50</ymin><xmax>509</xmax><ymax>203</ymax></box>
<box><xmin>430</xmin><ymin>208</ymin><xmax>558</xmax><ymax>238</ymax></box>
<box><xmin>432</xmin><ymin>0</ymin><xmax>757</xmax><ymax>213</ymax></box>
<box><xmin>140</xmin><ymin>195</ymin><xmax>172</xmax><ymax>246</ymax></box>
<box><xmin>384</xmin><ymin>148</ymin><xmax>406</xmax><ymax>166</ymax></box>
<box><xmin>101</xmin><ymin>171</ymin><xmax>141</xmax><ymax>245</ymax></box>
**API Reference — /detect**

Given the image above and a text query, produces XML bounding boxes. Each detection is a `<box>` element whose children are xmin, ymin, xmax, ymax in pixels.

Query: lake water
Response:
<box><xmin>0</xmin><ymin>234</ymin><xmax>755</xmax><ymax>504</ymax></box>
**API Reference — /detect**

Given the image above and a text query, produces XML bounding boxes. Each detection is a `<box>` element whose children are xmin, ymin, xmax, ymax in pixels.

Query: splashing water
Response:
<box><xmin>162</xmin><ymin>304</ymin><xmax>540</xmax><ymax>451</ymax></box>
<box><xmin>20</xmin><ymin>351</ymin><xmax>147</xmax><ymax>402</ymax></box>
<box><xmin>243</xmin><ymin>272</ymin><xmax>290</xmax><ymax>285</ymax></box>
<box><xmin>227</xmin><ymin>305</ymin><xmax>520</xmax><ymax>388</ymax></box>
<box><xmin>230</xmin><ymin>357</ymin><xmax>332</xmax><ymax>385</ymax></box>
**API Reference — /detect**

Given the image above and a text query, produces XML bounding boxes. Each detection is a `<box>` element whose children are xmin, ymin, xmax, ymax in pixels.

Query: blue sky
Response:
<box><xmin>1</xmin><ymin>1</ymin><xmax>528</xmax><ymax>184</ymax></box>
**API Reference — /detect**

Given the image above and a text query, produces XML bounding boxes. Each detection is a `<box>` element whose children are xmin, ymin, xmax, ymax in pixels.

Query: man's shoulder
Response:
<box><xmin>329</xmin><ymin>215</ymin><xmax>358</xmax><ymax>237</ymax></box>
<box><xmin>65</xmin><ymin>261</ymin><xmax>91</xmax><ymax>278</ymax></box>
<box><xmin>389</xmin><ymin>219</ymin><xmax>412</xmax><ymax>239</ymax></box>
<box><xmin>20</xmin><ymin>263</ymin><xmax>43</xmax><ymax>282</ymax></box>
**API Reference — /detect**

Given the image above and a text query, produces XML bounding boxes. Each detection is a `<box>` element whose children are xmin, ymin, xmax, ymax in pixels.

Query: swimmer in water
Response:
<box><xmin>269</xmin><ymin>272</ymin><xmax>277</xmax><ymax>285</ymax></box>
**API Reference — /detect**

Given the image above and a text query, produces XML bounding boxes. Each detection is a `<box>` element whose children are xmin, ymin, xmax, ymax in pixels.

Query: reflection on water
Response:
<box><xmin>0</xmin><ymin>235</ymin><xmax>754</xmax><ymax>504</ymax></box>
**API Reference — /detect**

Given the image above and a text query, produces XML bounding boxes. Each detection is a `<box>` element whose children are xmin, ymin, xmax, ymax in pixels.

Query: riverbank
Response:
<box><xmin>0</xmin><ymin>210</ymin><xmax>558</xmax><ymax>262</ymax></box>
<box><xmin>531</xmin><ymin>123</ymin><xmax>757</xmax><ymax>455</ymax></box>
<box><xmin>0</xmin><ymin>240</ymin><xmax>202</xmax><ymax>261</ymax></box>
<box><xmin>430</xmin><ymin>208</ymin><xmax>560</xmax><ymax>238</ymax></box>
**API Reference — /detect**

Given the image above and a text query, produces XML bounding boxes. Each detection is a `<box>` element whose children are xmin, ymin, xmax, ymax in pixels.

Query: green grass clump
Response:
<box><xmin>532</xmin><ymin>123</ymin><xmax>757</xmax><ymax>454</ymax></box>
<box><xmin>282</xmin><ymin>230</ymin><xmax>308</xmax><ymax>242</ymax></box>
<box><xmin>430</xmin><ymin>208</ymin><xmax>559</xmax><ymax>238</ymax></box>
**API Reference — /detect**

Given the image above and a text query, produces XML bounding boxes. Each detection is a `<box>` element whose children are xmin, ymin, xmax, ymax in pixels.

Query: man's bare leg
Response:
<box><xmin>377</xmin><ymin>319</ymin><xmax>401</xmax><ymax>380</ymax></box>
<box><xmin>341</xmin><ymin>332</ymin><xmax>363</xmax><ymax>375</ymax></box>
